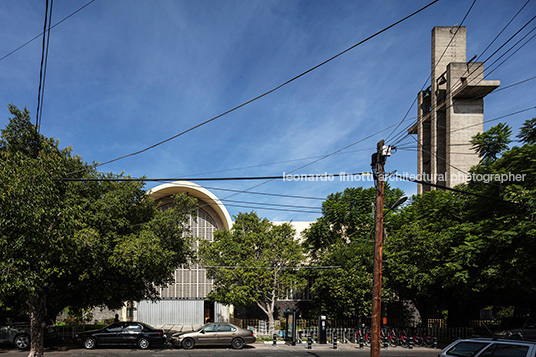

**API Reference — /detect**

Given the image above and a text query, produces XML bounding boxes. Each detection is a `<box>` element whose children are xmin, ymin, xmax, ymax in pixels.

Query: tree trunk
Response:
<box><xmin>28</xmin><ymin>292</ymin><xmax>46</xmax><ymax>357</ymax></box>
<box><xmin>257</xmin><ymin>301</ymin><xmax>276</xmax><ymax>336</ymax></box>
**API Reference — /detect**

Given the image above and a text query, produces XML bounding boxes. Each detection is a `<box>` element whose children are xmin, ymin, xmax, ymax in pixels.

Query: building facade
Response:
<box><xmin>134</xmin><ymin>181</ymin><xmax>233</xmax><ymax>326</ymax></box>
<box><xmin>408</xmin><ymin>26</ymin><xmax>500</xmax><ymax>193</ymax></box>
<box><xmin>130</xmin><ymin>181</ymin><xmax>312</xmax><ymax>326</ymax></box>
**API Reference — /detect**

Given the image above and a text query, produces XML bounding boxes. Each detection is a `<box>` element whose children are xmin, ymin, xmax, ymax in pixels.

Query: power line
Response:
<box><xmin>213</xmin><ymin>203</ymin><xmax>321</xmax><ymax>214</ymax></box>
<box><xmin>395</xmin><ymin>106</ymin><xmax>536</xmax><ymax>188</ymax></box>
<box><xmin>62</xmin><ymin>172</ymin><xmax>373</xmax><ymax>182</ymax></box>
<box><xmin>387</xmin><ymin>2</ymin><xmax>535</xmax><ymax>146</ymax></box>
<box><xmin>148</xmin><ymin>181</ymin><xmax>327</xmax><ymax>201</ymax></box>
<box><xmin>89</xmin><ymin>0</ymin><xmax>439</xmax><ymax>170</ymax></box>
<box><xmin>0</xmin><ymin>0</ymin><xmax>96</xmax><ymax>62</ymax></box>
<box><xmin>486</xmin><ymin>28</ymin><xmax>536</xmax><ymax>78</ymax></box>
<box><xmin>385</xmin><ymin>0</ymin><xmax>477</xmax><ymax>143</ymax></box>
<box><xmin>473</xmin><ymin>0</ymin><xmax>531</xmax><ymax>63</ymax></box>
<box><xmin>221</xmin><ymin>199</ymin><xmax>321</xmax><ymax>211</ymax></box>
<box><xmin>182</xmin><ymin>147</ymin><xmax>375</xmax><ymax>178</ymax></box>
<box><xmin>36</xmin><ymin>0</ymin><xmax>53</xmax><ymax>131</ymax></box>
<box><xmin>391</xmin><ymin>173</ymin><xmax>536</xmax><ymax>210</ymax></box>
<box><xmin>211</xmin><ymin>120</ymin><xmax>408</xmax><ymax>206</ymax></box>
<box><xmin>394</xmin><ymin>105</ymin><xmax>536</xmax><ymax>152</ymax></box>
<box><xmin>201</xmin><ymin>265</ymin><xmax>340</xmax><ymax>270</ymax></box>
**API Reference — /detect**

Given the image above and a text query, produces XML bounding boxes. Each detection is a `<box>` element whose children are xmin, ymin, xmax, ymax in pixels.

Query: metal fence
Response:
<box><xmin>230</xmin><ymin>318</ymin><xmax>474</xmax><ymax>343</ymax></box>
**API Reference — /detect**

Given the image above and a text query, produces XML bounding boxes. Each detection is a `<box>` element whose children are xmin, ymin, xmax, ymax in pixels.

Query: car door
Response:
<box><xmin>121</xmin><ymin>322</ymin><xmax>143</xmax><ymax>346</ymax></box>
<box><xmin>197</xmin><ymin>323</ymin><xmax>219</xmax><ymax>345</ymax></box>
<box><xmin>216</xmin><ymin>324</ymin><xmax>235</xmax><ymax>345</ymax></box>
<box><xmin>97</xmin><ymin>322</ymin><xmax>124</xmax><ymax>346</ymax></box>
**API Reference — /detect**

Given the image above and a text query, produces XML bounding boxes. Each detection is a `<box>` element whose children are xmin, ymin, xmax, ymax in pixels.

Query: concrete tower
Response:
<box><xmin>409</xmin><ymin>26</ymin><xmax>500</xmax><ymax>193</ymax></box>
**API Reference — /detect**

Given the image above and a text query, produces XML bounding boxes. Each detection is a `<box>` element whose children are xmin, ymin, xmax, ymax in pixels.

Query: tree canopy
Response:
<box><xmin>385</xmin><ymin>121</ymin><xmax>536</xmax><ymax>326</ymax></box>
<box><xmin>302</xmin><ymin>185</ymin><xmax>404</xmax><ymax>319</ymax></box>
<box><xmin>0</xmin><ymin>105</ymin><xmax>197</xmax><ymax>356</ymax></box>
<box><xmin>198</xmin><ymin>211</ymin><xmax>305</xmax><ymax>335</ymax></box>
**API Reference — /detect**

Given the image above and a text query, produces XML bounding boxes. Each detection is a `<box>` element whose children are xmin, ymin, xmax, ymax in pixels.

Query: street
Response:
<box><xmin>0</xmin><ymin>343</ymin><xmax>441</xmax><ymax>357</ymax></box>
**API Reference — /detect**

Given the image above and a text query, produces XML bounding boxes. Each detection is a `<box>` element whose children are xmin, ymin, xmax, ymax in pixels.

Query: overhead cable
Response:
<box><xmin>0</xmin><ymin>0</ymin><xmax>96</xmax><ymax>62</ymax></box>
<box><xmin>36</xmin><ymin>0</ymin><xmax>53</xmax><ymax>131</ymax></box>
<box><xmin>88</xmin><ymin>0</ymin><xmax>439</xmax><ymax>170</ymax></box>
<box><xmin>62</xmin><ymin>172</ymin><xmax>373</xmax><ymax>182</ymax></box>
<box><xmin>391</xmin><ymin>173</ymin><xmax>536</xmax><ymax>210</ymax></box>
<box><xmin>387</xmin><ymin>2</ymin><xmax>535</xmax><ymax>146</ymax></box>
<box><xmin>384</xmin><ymin>0</ymin><xmax>477</xmax><ymax>143</ymax></box>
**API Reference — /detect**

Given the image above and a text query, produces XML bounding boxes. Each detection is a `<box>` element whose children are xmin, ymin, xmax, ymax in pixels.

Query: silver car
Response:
<box><xmin>439</xmin><ymin>338</ymin><xmax>536</xmax><ymax>357</ymax></box>
<box><xmin>170</xmin><ymin>323</ymin><xmax>256</xmax><ymax>350</ymax></box>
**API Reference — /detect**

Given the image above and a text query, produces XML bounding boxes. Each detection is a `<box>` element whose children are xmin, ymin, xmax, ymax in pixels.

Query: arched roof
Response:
<box><xmin>147</xmin><ymin>181</ymin><xmax>232</xmax><ymax>231</ymax></box>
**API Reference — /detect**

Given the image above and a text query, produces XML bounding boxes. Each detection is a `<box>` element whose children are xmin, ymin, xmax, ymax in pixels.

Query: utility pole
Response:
<box><xmin>370</xmin><ymin>139</ymin><xmax>390</xmax><ymax>357</ymax></box>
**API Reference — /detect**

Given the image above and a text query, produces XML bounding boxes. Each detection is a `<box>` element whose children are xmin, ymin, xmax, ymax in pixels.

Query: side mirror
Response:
<box><xmin>201</xmin><ymin>330</ymin><xmax>206</xmax><ymax>334</ymax></box>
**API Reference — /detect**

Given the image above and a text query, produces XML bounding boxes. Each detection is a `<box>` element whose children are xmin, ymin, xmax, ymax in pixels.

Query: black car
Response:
<box><xmin>0</xmin><ymin>321</ymin><xmax>57</xmax><ymax>349</ymax></box>
<box><xmin>75</xmin><ymin>321</ymin><xmax>166</xmax><ymax>350</ymax></box>
<box><xmin>494</xmin><ymin>317</ymin><xmax>536</xmax><ymax>340</ymax></box>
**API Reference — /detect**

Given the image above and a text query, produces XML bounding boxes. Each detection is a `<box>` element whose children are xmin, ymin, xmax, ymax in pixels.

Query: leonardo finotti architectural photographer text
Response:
<box><xmin>282</xmin><ymin>172</ymin><xmax>526</xmax><ymax>183</ymax></box>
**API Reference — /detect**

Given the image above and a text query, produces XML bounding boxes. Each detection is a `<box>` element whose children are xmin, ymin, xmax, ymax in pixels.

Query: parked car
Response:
<box><xmin>494</xmin><ymin>317</ymin><xmax>536</xmax><ymax>340</ymax></box>
<box><xmin>0</xmin><ymin>321</ymin><xmax>57</xmax><ymax>349</ymax></box>
<box><xmin>439</xmin><ymin>338</ymin><xmax>536</xmax><ymax>357</ymax></box>
<box><xmin>74</xmin><ymin>321</ymin><xmax>166</xmax><ymax>350</ymax></box>
<box><xmin>170</xmin><ymin>322</ymin><xmax>256</xmax><ymax>349</ymax></box>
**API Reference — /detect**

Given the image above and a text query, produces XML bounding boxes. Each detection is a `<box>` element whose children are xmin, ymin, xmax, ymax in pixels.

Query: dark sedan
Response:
<box><xmin>170</xmin><ymin>322</ymin><xmax>256</xmax><ymax>349</ymax></box>
<box><xmin>75</xmin><ymin>321</ymin><xmax>166</xmax><ymax>350</ymax></box>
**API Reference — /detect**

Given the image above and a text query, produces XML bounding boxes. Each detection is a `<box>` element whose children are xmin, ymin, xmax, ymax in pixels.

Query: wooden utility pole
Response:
<box><xmin>371</xmin><ymin>139</ymin><xmax>386</xmax><ymax>357</ymax></box>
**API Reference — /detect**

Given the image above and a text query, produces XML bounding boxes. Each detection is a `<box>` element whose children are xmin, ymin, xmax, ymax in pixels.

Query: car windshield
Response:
<box><xmin>446</xmin><ymin>341</ymin><xmax>489</xmax><ymax>357</ymax></box>
<box><xmin>194</xmin><ymin>324</ymin><xmax>209</xmax><ymax>332</ymax></box>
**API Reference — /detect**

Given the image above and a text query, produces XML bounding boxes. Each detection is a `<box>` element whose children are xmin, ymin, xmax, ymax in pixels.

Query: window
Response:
<box><xmin>106</xmin><ymin>323</ymin><xmax>123</xmax><ymax>333</ymax></box>
<box><xmin>204</xmin><ymin>324</ymin><xmax>218</xmax><ymax>333</ymax></box>
<box><xmin>124</xmin><ymin>323</ymin><xmax>142</xmax><ymax>331</ymax></box>
<box><xmin>446</xmin><ymin>341</ymin><xmax>489</xmax><ymax>357</ymax></box>
<box><xmin>218</xmin><ymin>324</ymin><xmax>232</xmax><ymax>332</ymax></box>
<box><xmin>480</xmin><ymin>343</ymin><xmax>529</xmax><ymax>357</ymax></box>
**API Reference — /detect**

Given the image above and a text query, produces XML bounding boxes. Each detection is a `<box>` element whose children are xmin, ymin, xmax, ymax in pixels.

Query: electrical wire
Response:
<box><xmin>147</xmin><ymin>181</ymin><xmax>327</xmax><ymax>201</ymax></box>
<box><xmin>38</xmin><ymin>0</ymin><xmax>54</xmax><ymax>130</ymax></box>
<box><xmin>391</xmin><ymin>173</ymin><xmax>536</xmax><ymax>210</ymax></box>
<box><xmin>211</xmin><ymin>203</ymin><xmax>321</xmax><ymax>214</ymax></box>
<box><xmin>385</xmin><ymin>0</ymin><xmax>478</xmax><ymax>143</ymax></box>
<box><xmin>200</xmin><ymin>265</ymin><xmax>340</xmax><ymax>270</ymax></box>
<box><xmin>397</xmin><ymin>106</ymin><xmax>535</xmax><ymax>187</ymax></box>
<box><xmin>387</xmin><ymin>3</ymin><xmax>536</xmax><ymax>147</ymax></box>
<box><xmin>36</xmin><ymin>0</ymin><xmax>52</xmax><ymax>131</ymax></box>
<box><xmin>62</xmin><ymin>172</ymin><xmax>373</xmax><ymax>182</ymax></box>
<box><xmin>182</xmin><ymin>147</ymin><xmax>375</xmax><ymax>178</ymax></box>
<box><xmin>86</xmin><ymin>0</ymin><xmax>439</xmax><ymax>170</ymax></box>
<box><xmin>0</xmin><ymin>0</ymin><xmax>96</xmax><ymax>62</ymax></box>
<box><xmin>221</xmin><ymin>198</ymin><xmax>321</xmax><ymax>211</ymax></box>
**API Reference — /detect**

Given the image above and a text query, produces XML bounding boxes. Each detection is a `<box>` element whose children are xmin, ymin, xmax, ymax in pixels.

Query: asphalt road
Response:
<box><xmin>0</xmin><ymin>343</ymin><xmax>441</xmax><ymax>357</ymax></box>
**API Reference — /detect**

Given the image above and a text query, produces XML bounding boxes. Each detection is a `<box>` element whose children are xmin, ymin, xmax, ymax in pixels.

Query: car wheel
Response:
<box><xmin>138</xmin><ymin>337</ymin><xmax>150</xmax><ymax>349</ymax></box>
<box><xmin>14</xmin><ymin>334</ymin><xmax>30</xmax><ymax>349</ymax></box>
<box><xmin>232</xmin><ymin>337</ymin><xmax>244</xmax><ymax>349</ymax></box>
<box><xmin>181</xmin><ymin>338</ymin><xmax>195</xmax><ymax>350</ymax></box>
<box><xmin>83</xmin><ymin>337</ymin><xmax>97</xmax><ymax>349</ymax></box>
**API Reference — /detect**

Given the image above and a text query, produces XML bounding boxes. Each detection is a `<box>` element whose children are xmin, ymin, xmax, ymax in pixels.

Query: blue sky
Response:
<box><xmin>1</xmin><ymin>0</ymin><xmax>535</xmax><ymax>222</ymax></box>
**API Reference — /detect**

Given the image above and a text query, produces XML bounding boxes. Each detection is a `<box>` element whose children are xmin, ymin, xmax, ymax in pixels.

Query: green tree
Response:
<box><xmin>0</xmin><ymin>105</ymin><xmax>197</xmax><ymax>356</ymax></box>
<box><xmin>384</xmin><ymin>190</ymin><xmax>468</xmax><ymax>325</ymax></box>
<box><xmin>198</xmin><ymin>212</ymin><xmax>306</xmax><ymax>335</ymax></box>
<box><xmin>517</xmin><ymin>117</ymin><xmax>536</xmax><ymax>145</ymax></box>
<box><xmin>386</xmin><ymin>121</ymin><xmax>536</xmax><ymax>326</ymax></box>
<box><xmin>303</xmin><ymin>185</ymin><xmax>404</xmax><ymax>318</ymax></box>
<box><xmin>470</xmin><ymin>122</ymin><xmax>512</xmax><ymax>162</ymax></box>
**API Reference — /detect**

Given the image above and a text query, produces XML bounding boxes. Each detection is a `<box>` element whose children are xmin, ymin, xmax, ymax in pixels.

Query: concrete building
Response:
<box><xmin>408</xmin><ymin>26</ymin><xmax>500</xmax><ymax>193</ymax></box>
<box><xmin>127</xmin><ymin>181</ymin><xmax>312</xmax><ymax>326</ymax></box>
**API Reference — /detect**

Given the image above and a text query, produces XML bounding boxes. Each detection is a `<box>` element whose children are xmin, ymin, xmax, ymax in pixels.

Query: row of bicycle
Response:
<box><xmin>355</xmin><ymin>326</ymin><xmax>438</xmax><ymax>348</ymax></box>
